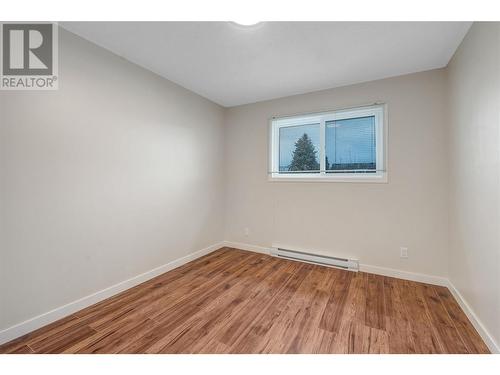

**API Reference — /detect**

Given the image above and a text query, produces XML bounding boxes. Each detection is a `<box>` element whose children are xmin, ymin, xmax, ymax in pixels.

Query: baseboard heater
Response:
<box><xmin>270</xmin><ymin>247</ymin><xmax>359</xmax><ymax>272</ymax></box>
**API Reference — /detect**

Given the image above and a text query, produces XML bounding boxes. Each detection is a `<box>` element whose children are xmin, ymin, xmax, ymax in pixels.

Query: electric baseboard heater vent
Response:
<box><xmin>270</xmin><ymin>247</ymin><xmax>359</xmax><ymax>272</ymax></box>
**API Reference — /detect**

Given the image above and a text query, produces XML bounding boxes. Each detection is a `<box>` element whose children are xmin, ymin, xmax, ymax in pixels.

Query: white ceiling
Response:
<box><xmin>61</xmin><ymin>22</ymin><xmax>471</xmax><ymax>107</ymax></box>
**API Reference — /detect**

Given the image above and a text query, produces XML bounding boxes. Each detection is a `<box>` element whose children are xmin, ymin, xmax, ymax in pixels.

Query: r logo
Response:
<box><xmin>2</xmin><ymin>23</ymin><xmax>53</xmax><ymax>76</ymax></box>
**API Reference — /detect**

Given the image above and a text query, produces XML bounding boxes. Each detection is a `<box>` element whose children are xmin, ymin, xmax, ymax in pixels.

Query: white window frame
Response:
<box><xmin>269</xmin><ymin>104</ymin><xmax>387</xmax><ymax>183</ymax></box>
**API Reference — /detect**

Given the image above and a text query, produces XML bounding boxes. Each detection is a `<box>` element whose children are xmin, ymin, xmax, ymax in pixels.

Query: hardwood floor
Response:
<box><xmin>0</xmin><ymin>247</ymin><xmax>489</xmax><ymax>354</ymax></box>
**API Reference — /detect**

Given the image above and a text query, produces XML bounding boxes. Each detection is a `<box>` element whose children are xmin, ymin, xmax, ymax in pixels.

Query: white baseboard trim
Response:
<box><xmin>0</xmin><ymin>241</ymin><xmax>224</xmax><ymax>346</ymax></box>
<box><xmin>222</xmin><ymin>241</ymin><xmax>272</xmax><ymax>255</ymax></box>
<box><xmin>359</xmin><ymin>263</ymin><xmax>449</xmax><ymax>286</ymax></box>
<box><xmin>224</xmin><ymin>241</ymin><xmax>448</xmax><ymax>286</ymax></box>
<box><xmin>445</xmin><ymin>280</ymin><xmax>500</xmax><ymax>354</ymax></box>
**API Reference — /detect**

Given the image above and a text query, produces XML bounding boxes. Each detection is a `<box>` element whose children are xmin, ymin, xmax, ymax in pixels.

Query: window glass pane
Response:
<box><xmin>325</xmin><ymin>116</ymin><xmax>376</xmax><ymax>173</ymax></box>
<box><xmin>279</xmin><ymin>123</ymin><xmax>320</xmax><ymax>173</ymax></box>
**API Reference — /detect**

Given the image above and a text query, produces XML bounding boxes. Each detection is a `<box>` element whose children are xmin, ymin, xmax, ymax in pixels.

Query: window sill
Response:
<box><xmin>268</xmin><ymin>173</ymin><xmax>388</xmax><ymax>183</ymax></box>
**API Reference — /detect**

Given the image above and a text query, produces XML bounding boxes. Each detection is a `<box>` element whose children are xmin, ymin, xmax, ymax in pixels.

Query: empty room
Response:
<box><xmin>0</xmin><ymin>2</ymin><xmax>499</xmax><ymax>370</ymax></box>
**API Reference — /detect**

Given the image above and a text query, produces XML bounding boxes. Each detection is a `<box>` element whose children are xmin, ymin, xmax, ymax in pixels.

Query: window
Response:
<box><xmin>269</xmin><ymin>104</ymin><xmax>386</xmax><ymax>182</ymax></box>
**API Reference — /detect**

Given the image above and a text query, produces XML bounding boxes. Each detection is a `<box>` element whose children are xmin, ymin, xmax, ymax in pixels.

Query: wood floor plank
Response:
<box><xmin>417</xmin><ymin>284</ymin><xmax>469</xmax><ymax>354</ymax></box>
<box><xmin>0</xmin><ymin>247</ymin><xmax>489</xmax><ymax>354</ymax></box>
<box><xmin>148</xmin><ymin>253</ymin><xmax>264</xmax><ymax>324</ymax></box>
<box><xmin>275</xmin><ymin>265</ymin><xmax>337</xmax><ymax>354</ymax></box>
<box><xmin>0</xmin><ymin>337</ymin><xmax>32</xmax><ymax>354</ymax></box>
<box><xmin>0</xmin><ymin>315</ymin><xmax>82</xmax><ymax>354</ymax></box>
<box><xmin>76</xmin><ymin>249</ymin><xmax>246</xmax><ymax>328</ymax></box>
<box><xmin>196</xmin><ymin>338</ymin><xmax>231</xmax><ymax>354</ymax></box>
<box><xmin>10</xmin><ymin>345</ymin><xmax>34</xmax><ymax>354</ymax></box>
<box><xmin>383</xmin><ymin>277</ymin><xmax>415</xmax><ymax>353</ymax></box>
<box><xmin>319</xmin><ymin>268</ymin><xmax>353</xmax><ymax>333</ymax></box>
<box><xmin>151</xmin><ymin>256</ymin><xmax>284</xmax><ymax>353</ymax></box>
<box><xmin>346</xmin><ymin>323</ymin><xmax>389</xmax><ymax>354</ymax></box>
<box><xmin>318</xmin><ymin>271</ymin><xmax>368</xmax><ymax>354</ymax></box>
<box><xmin>29</xmin><ymin>324</ymin><xmax>97</xmax><ymax>354</ymax></box>
<box><xmin>191</xmin><ymin>258</ymin><xmax>296</xmax><ymax>351</ymax></box>
<box><xmin>398</xmin><ymin>280</ymin><xmax>444</xmax><ymax>353</ymax></box>
<box><xmin>364</xmin><ymin>273</ymin><xmax>386</xmax><ymax>330</ymax></box>
<box><xmin>344</xmin><ymin>272</ymin><xmax>367</xmax><ymax>326</ymax></box>
<box><xmin>119</xmin><ymin>253</ymin><xmax>267</xmax><ymax>353</ymax></box>
<box><xmin>75</xmin><ymin>250</ymin><xmax>254</xmax><ymax>336</ymax></box>
<box><xmin>255</xmin><ymin>264</ymin><xmax>330</xmax><ymax>353</ymax></box>
<box><xmin>433</xmin><ymin>285</ymin><xmax>490</xmax><ymax>354</ymax></box>
<box><xmin>71</xmin><ymin>318</ymin><xmax>157</xmax><ymax>354</ymax></box>
<box><xmin>228</xmin><ymin>263</ymin><xmax>311</xmax><ymax>353</ymax></box>
<box><xmin>1</xmin><ymin>344</ymin><xmax>34</xmax><ymax>354</ymax></box>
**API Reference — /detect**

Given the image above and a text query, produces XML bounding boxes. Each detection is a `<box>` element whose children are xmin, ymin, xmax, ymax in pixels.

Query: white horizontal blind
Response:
<box><xmin>325</xmin><ymin>116</ymin><xmax>376</xmax><ymax>173</ymax></box>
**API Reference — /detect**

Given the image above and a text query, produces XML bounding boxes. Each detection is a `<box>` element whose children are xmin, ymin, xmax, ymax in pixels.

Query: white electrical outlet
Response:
<box><xmin>244</xmin><ymin>227</ymin><xmax>249</xmax><ymax>237</ymax></box>
<box><xmin>400</xmin><ymin>247</ymin><xmax>408</xmax><ymax>258</ymax></box>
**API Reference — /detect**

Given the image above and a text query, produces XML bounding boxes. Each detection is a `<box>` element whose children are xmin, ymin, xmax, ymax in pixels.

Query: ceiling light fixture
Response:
<box><xmin>232</xmin><ymin>20</ymin><xmax>261</xmax><ymax>27</ymax></box>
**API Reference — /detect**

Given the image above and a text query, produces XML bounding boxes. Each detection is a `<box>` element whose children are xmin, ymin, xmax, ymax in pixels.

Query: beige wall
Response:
<box><xmin>447</xmin><ymin>22</ymin><xmax>500</xmax><ymax>348</ymax></box>
<box><xmin>0</xmin><ymin>29</ymin><xmax>225</xmax><ymax>330</ymax></box>
<box><xmin>224</xmin><ymin>69</ymin><xmax>449</xmax><ymax>277</ymax></box>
